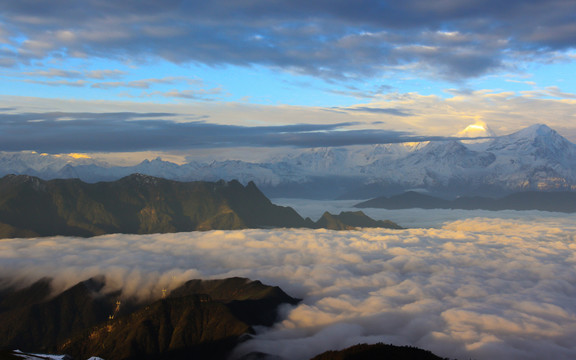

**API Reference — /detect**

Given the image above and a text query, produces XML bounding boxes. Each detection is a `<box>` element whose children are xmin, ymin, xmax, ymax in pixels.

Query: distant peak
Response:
<box><xmin>520</xmin><ymin>123</ymin><xmax>553</xmax><ymax>134</ymax></box>
<box><xmin>509</xmin><ymin>124</ymin><xmax>560</xmax><ymax>140</ymax></box>
<box><xmin>422</xmin><ymin>139</ymin><xmax>467</xmax><ymax>153</ymax></box>
<box><xmin>139</xmin><ymin>157</ymin><xmax>165</xmax><ymax>164</ymax></box>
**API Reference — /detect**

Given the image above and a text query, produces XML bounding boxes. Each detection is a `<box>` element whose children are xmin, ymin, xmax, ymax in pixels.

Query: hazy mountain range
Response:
<box><xmin>356</xmin><ymin>190</ymin><xmax>576</xmax><ymax>213</ymax></box>
<box><xmin>1</xmin><ymin>124</ymin><xmax>575</xmax><ymax>199</ymax></box>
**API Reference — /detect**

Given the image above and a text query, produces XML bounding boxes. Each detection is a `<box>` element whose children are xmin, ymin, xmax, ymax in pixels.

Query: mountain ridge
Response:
<box><xmin>0</xmin><ymin>174</ymin><xmax>400</xmax><ymax>238</ymax></box>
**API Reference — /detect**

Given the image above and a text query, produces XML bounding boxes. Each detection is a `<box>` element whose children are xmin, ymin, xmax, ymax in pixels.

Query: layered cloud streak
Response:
<box><xmin>0</xmin><ymin>111</ymin><xmax>467</xmax><ymax>153</ymax></box>
<box><xmin>2</xmin><ymin>215</ymin><xmax>576</xmax><ymax>359</ymax></box>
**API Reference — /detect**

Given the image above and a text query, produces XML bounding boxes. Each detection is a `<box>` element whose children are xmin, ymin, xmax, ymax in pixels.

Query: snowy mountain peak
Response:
<box><xmin>139</xmin><ymin>157</ymin><xmax>169</xmax><ymax>165</ymax></box>
<box><xmin>513</xmin><ymin>123</ymin><xmax>556</xmax><ymax>139</ymax></box>
<box><xmin>487</xmin><ymin>123</ymin><xmax>575</xmax><ymax>157</ymax></box>
<box><xmin>421</xmin><ymin>140</ymin><xmax>468</xmax><ymax>156</ymax></box>
<box><xmin>403</xmin><ymin>139</ymin><xmax>496</xmax><ymax>169</ymax></box>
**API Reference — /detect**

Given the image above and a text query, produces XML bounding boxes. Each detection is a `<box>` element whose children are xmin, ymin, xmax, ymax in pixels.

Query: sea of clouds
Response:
<box><xmin>2</xmin><ymin>211</ymin><xmax>576</xmax><ymax>360</ymax></box>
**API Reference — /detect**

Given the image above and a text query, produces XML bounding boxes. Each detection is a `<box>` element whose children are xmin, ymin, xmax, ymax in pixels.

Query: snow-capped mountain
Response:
<box><xmin>359</xmin><ymin>124</ymin><xmax>576</xmax><ymax>196</ymax></box>
<box><xmin>1</xmin><ymin>124</ymin><xmax>575</xmax><ymax>198</ymax></box>
<box><xmin>481</xmin><ymin>124</ymin><xmax>576</xmax><ymax>191</ymax></box>
<box><xmin>361</xmin><ymin>140</ymin><xmax>497</xmax><ymax>190</ymax></box>
<box><xmin>266</xmin><ymin>143</ymin><xmax>418</xmax><ymax>176</ymax></box>
<box><xmin>486</xmin><ymin>124</ymin><xmax>576</xmax><ymax>161</ymax></box>
<box><xmin>0</xmin><ymin>151</ymin><xmax>102</xmax><ymax>177</ymax></box>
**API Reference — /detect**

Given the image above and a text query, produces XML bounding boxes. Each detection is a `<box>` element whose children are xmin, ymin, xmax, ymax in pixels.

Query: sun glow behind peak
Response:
<box><xmin>456</xmin><ymin>121</ymin><xmax>496</xmax><ymax>139</ymax></box>
<box><xmin>466</xmin><ymin>124</ymin><xmax>487</xmax><ymax>131</ymax></box>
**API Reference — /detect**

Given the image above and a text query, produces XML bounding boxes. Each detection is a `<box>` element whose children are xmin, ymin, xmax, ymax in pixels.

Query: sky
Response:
<box><xmin>2</xmin><ymin>213</ymin><xmax>576</xmax><ymax>360</ymax></box>
<box><xmin>1</xmin><ymin>1</ymin><xmax>576</xmax><ymax>162</ymax></box>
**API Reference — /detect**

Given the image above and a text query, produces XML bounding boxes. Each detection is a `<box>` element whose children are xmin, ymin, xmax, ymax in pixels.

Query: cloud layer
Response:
<box><xmin>1</xmin><ymin>1</ymin><xmax>575</xmax><ymax>81</ymax></box>
<box><xmin>4</xmin><ymin>86</ymin><xmax>576</xmax><ymax>156</ymax></box>
<box><xmin>0</xmin><ymin>110</ymin><xmax>469</xmax><ymax>153</ymax></box>
<box><xmin>2</xmin><ymin>213</ymin><xmax>576</xmax><ymax>360</ymax></box>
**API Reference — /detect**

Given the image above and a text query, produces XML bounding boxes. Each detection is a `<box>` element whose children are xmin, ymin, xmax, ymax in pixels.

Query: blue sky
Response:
<box><xmin>1</xmin><ymin>0</ymin><xmax>576</xmax><ymax>161</ymax></box>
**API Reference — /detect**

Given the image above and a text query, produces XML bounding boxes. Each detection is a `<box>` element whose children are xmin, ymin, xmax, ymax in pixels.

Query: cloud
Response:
<box><xmin>0</xmin><ymin>111</ymin><xmax>180</xmax><ymax>122</ymax></box>
<box><xmin>2</xmin><ymin>88</ymin><xmax>576</xmax><ymax>153</ymax></box>
<box><xmin>2</xmin><ymin>213</ymin><xmax>576</xmax><ymax>360</ymax></box>
<box><xmin>91</xmin><ymin>76</ymin><xmax>203</xmax><ymax>90</ymax></box>
<box><xmin>331</xmin><ymin>106</ymin><xmax>413</xmax><ymax>117</ymax></box>
<box><xmin>150</xmin><ymin>87</ymin><xmax>225</xmax><ymax>101</ymax></box>
<box><xmin>0</xmin><ymin>110</ymin><xmax>468</xmax><ymax>153</ymax></box>
<box><xmin>353</xmin><ymin>90</ymin><xmax>576</xmax><ymax>140</ymax></box>
<box><xmin>521</xmin><ymin>86</ymin><xmax>576</xmax><ymax>100</ymax></box>
<box><xmin>23</xmin><ymin>79</ymin><xmax>89</xmax><ymax>87</ymax></box>
<box><xmin>1</xmin><ymin>1</ymin><xmax>575</xmax><ymax>81</ymax></box>
<box><xmin>326</xmin><ymin>84</ymin><xmax>395</xmax><ymax>99</ymax></box>
<box><xmin>23</xmin><ymin>69</ymin><xmax>126</xmax><ymax>79</ymax></box>
<box><xmin>272</xmin><ymin>198</ymin><xmax>573</xmax><ymax>229</ymax></box>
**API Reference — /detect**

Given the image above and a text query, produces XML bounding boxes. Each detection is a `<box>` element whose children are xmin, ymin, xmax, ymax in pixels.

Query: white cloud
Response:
<box><xmin>2</xmin><ymin>214</ymin><xmax>576</xmax><ymax>360</ymax></box>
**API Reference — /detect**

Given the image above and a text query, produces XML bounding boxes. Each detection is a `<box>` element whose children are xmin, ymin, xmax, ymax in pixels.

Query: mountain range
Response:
<box><xmin>0</xmin><ymin>174</ymin><xmax>400</xmax><ymax>238</ymax></box>
<box><xmin>1</xmin><ymin>124</ymin><xmax>575</xmax><ymax>199</ymax></box>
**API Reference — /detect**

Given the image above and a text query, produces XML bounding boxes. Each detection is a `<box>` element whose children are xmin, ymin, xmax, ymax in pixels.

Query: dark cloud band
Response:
<box><xmin>0</xmin><ymin>111</ymin><xmax>475</xmax><ymax>153</ymax></box>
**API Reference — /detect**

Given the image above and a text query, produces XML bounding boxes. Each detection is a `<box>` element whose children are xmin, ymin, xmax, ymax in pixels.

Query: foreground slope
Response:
<box><xmin>0</xmin><ymin>277</ymin><xmax>299</xmax><ymax>360</ymax></box>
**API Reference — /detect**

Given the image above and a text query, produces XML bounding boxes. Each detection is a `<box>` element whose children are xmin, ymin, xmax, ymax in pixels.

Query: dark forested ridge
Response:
<box><xmin>313</xmin><ymin>211</ymin><xmax>403</xmax><ymax>230</ymax></box>
<box><xmin>0</xmin><ymin>276</ymin><xmax>299</xmax><ymax>360</ymax></box>
<box><xmin>0</xmin><ymin>174</ymin><xmax>305</xmax><ymax>237</ymax></box>
<box><xmin>0</xmin><ymin>174</ymin><xmax>400</xmax><ymax>238</ymax></box>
